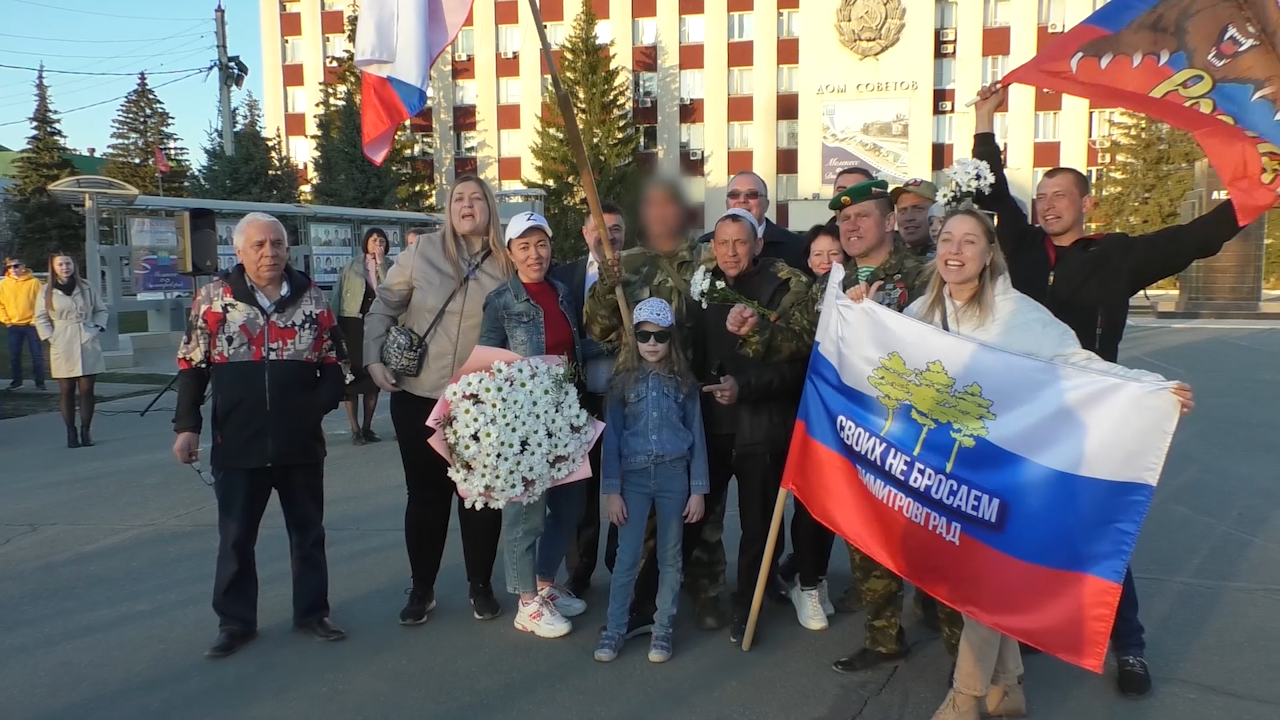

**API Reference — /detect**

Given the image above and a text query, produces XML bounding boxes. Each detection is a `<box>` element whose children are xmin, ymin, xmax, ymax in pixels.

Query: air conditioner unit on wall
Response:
<box><xmin>1098</xmin><ymin>152</ymin><xmax>1112</xmax><ymax>164</ymax></box>
<box><xmin>500</xmin><ymin>50</ymin><xmax>517</xmax><ymax>59</ymax></box>
<box><xmin>680</xmin><ymin>96</ymin><xmax>692</xmax><ymax>105</ymax></box>
<box><xmin>1093</xmin><ymin>138</ymin><xmax>1112</xmax><ymax>148</ymax></box>
<box><xmin>937</xmin><ymin>101</ymin><xmax>953</xmax><ymax>112</ymax></box>
<box><xmin>689</xmin><ymin>150</ymin><xmax>703</xmax><ymax>160</ymax></box>
<box><xmin>1048</xmin><ymin>23</ymin><xmax>1063</xmax><ymax>33</ymax></box>
<box><xmin>940</xmin><ymin>43</ymin><xmax>956</xmax><ymax>55</ymax></box>
<box><xmin>454</xmin><ymin>52</ymin><xmax>470</xmax><ymax>62</ymax></box>
<box><xmin>939</xmin><ymin>28</ymin><xmax>957</xmax><ymax>42</ymax></box>
<box><xmin>639</xmin><ymin>97</ymin><xmax>653</xmax><ymax>108</ymax></box>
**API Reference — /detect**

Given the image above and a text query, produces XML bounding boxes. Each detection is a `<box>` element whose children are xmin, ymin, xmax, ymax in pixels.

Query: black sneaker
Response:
<box><xmin>729</xmin><ymin>610</ymin><xmax>748</xmax><ymax>645</ymax></box>
<box><xmin>399</xmin><ymin>587</ymin><xmax>435</xmax><ymax>625</ymax></box>
<box><xmin>695</xmin><ymin>595</ymin><xmax>727</xmax><ymax>631</ymax></box>
<box><xmin>564</xmin><ymin>574</ymin><xmax>590</xmax><ymax>599</ymax></box>
<box><xmin>1117</xmin><ymin>655</ymin><xmax>1152</xmax><ymax>697</ymax></box>
<box><xmin>832</xmin><ymin>646</ymin><xmax>910</xmax><ymax>674</ymax></box>
<box><xmin>777</xmin><ymin>553</ymin><xmax>798</xmax><ymax>584</ymax></box>
<box><xmin>6</xmin><ymin>380</ymin><xmax>21</xmax><ymax>390</ymax></box>
<box><xmin>469</xmin><ymin>583</ymin><xmax>502</xmax><ymax>620</ymax></box>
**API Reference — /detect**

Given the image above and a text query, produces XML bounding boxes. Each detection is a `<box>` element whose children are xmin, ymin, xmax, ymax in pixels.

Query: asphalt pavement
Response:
<box><xmin>1</xmin><ymin>324</ymin><xmax>1278</xmax><ymax>720</ymax></box>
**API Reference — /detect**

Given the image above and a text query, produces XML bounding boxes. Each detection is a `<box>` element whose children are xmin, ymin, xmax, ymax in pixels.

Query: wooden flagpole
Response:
<box><xmin>741</xmin><ymin>488</ymin><xmax>788</xmax><ymax>651</ymax></box>
<box><xmin>524</xmin><ymin>0</ymin><xmax>632</xmax><ymax>330</ymax></box>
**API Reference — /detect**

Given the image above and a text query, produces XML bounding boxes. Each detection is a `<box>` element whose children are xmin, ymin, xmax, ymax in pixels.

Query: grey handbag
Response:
<box><xmin>380</xmin><ymin>248</ymin><xmax>491</xmax><ymax>377</ymax></box>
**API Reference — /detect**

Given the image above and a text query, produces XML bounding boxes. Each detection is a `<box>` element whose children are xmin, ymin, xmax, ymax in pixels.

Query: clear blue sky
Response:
<box><xmin>0</xmin><ymin>0</ymin><xmax>265</xmax><ymax>163</ymax></box>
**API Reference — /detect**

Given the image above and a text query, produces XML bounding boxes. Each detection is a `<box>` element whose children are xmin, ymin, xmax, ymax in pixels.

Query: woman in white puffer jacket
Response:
<box><xmin>847</xmin><ymin>208</ymin><xmax>1195</xmax><ymax>720</ymax></box>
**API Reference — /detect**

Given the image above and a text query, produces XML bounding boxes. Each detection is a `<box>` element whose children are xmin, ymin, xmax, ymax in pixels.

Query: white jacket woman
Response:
<box><xmin>849</xmin><ymin>208</ymin><xmax>1194</xmax><ymax>720</ymax></box>
<box><xmin>34</xmin><ymin>253</ymin><xmax>109</xmax><ymax>448</ymax></box>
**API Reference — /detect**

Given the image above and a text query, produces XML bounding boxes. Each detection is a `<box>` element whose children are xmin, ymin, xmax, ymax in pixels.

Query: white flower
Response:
<box><xmin>690</xmin><ymin>266</ymin><xmax>713</xmax><ymax>308</ymax></box>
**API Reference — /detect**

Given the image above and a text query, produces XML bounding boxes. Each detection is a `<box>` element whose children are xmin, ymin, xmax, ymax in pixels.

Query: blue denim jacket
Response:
<box><xmin>477</xmin><ymin>276</ymin><xmax>583</xmax><ymax>367</ymax></box>
<box><xmin>600</xmin><ymin>367</ymin><xmax>710</xmax><ymax>496</ymax></box>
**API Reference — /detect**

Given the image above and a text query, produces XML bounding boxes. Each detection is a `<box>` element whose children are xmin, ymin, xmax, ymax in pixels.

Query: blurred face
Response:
<box><xmin>584</xmin><ymin>212</ymin><xmax>626</xmax><ymax>256</ymax></box>
<box><xmin>450</xmin><ymin>181</ymin><xmax>490</xmax><ymax>236</ymax></box>
<box><xmin>507</xmin><ymin>230</ymin><xmax>552</xmax><ymax>283</ymax></box>
<box><xmin>896</xmin><ymin>194</ymin><xmax>933</xmax><ymax>247</ymax></box>
<box><xmin>935</xmin><ymin>214</ymin><xmax>994</xmax><ymax>288</ymax></box>
<box><xmin>834</xmin><ymin>170</ymin><xmax>872</xmax><ymax>195</ymax></box>
<box><xmin>406</xmin><ymin>232</ymin><xmax>421</xmax><ymax>247</ymax></box>
<box><xmin>367</xmin><ymin>233</ymin><xmax>388</xmax><ymax>256</ymax></box>
<box><xmin>838</xmin><ymin>201</ymin><xmax>896</xmax><ymax>261</ymax></box>
<box><xmin>711</xmin><ymin>219</ymin><xmax>761</xmax><ymax>280</ymax></box>
<box><xmin>6</xmin><ymin>260</ymin><xmax>23</xmax><ymax>276</ymax></box>
<box><xmin>641</xmin><ymin>187</ymin><xmax>686</xmax><ymax>251</ymax></box>
<box><xmin>725</xmin><ymin>174</ymin><xmax>769</xmax><ymax>225</ymax></box>
<box><xmin>807</xmin><ymin>233</ymin><xmax>844</xmax><ymax>276</ymax></box>
<box><xmin>1035</xmin><ymin>174</ymin><xmax>1092</xmax><ymax>237</ymax></box>
<box><xmin>635</xmin><ymin>321</ymin><xmax>671</xmax><ymax>364</ymax></box>
<box><xmin>236</xmin><ymin>219</ymin><xmax>288</xmax><ymax>286</ymax></box>
<box><xmin>53</xmin><ymin>255</ymin><xmax>74</xmax><ymax>280</ymax></box>
<box><xmin>929</xmin><ymin>214</ymin><xmax>945</xmax><ymax>242</ymax></box>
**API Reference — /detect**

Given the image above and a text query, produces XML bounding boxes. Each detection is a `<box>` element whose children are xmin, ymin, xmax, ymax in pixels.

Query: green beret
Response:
<box><xmin>828</xmin><ymin>179</ymin><xmax>892</xmax><ymax>212</ymax></box>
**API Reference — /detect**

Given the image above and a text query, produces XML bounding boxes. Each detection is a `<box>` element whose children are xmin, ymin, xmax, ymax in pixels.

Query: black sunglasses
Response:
<box><xmin>726</xmin><ymin>190</ymin><xmax>763</xmax><ymax>201</ymax></box>
<box><xmin>6</xmin><ymin>263</ymin><xmax>21</xmax><ymax>269</ymax></box>
<box><xmin>636</xmin><ymin>330</ymin><xmax>671</xmax><ymax>344</ymax></box>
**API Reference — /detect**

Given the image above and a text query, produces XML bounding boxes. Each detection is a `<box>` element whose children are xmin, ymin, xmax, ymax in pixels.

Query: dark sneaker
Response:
<box><xmin>399</xmin><ymin>587</ymin><xmax>435</xmax><ymax>625</ymax></box>
<box><xmin>600</xmin><ymin>611</ymin><xmax>654</xmax><ymax>640</ymax></box>
<box><xmin>695</xmin><ymin>595</ymin><xmax>727</xmax><ymax>631</ymax></box>
<box><xmin>362</xmin><ymin>429</ymin><xmax>381</xmax><ymax>443</ymax></box>
<box><xmin>7</xmin><ymin>380</ymin><xmax>21</xmax><ymax>390</ymax></box>
<box><xmin>470</xmin><ymin>583</ymin><xmax>502</xmax><ymax>620</ymax></box>
<box><xmin>1117</xmin><ymin>655</ymin><xmax>1152</xmax><ymax>697</ymax></box>
<box><xmin>35</xmin><ymin>382</ymin><xmax>46</xmax><ymax>391</ymax></box>
<box><xmin>205</xmin><ymin>628</ymin><xmax>256</xmax><ymax>658</ymax></box>
<box><xmin>351</xmin><ymin>431</ymin><xmax>365</xmax><ymax>446</ymax></box>
<box><xmin>729</xmin><ymin>609</ymin><xmax>748</xmax><ymax>645</ymax></box>
<box><xmin>766</xmin><ymin>573</ymin><xmax>790</xmax><ymax>604</ymax></box>
<box><xmin>832</xmin><ymin>647</ymin><xmax>910</xmax><ymax>674</ymax></box>
<box><xmin>564</xmin><ymin>574</ymin><xmax>590</xmax><ymax>599</ymax></box>
<box><xmin>777</xmin><ymin>552</ymin><xmax>798</xmax><ymax>584</ymax></box>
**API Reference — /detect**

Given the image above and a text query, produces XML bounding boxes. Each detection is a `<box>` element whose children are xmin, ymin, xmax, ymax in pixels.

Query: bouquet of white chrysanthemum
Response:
<box><xmin>689</xmin><ymin>266</ymin><xmax>778</xmax><ymax>320</ymax></box>
<box><xmin>937</xmin><ymin>158</ymin><xmax>995</xmax><ymax>211</ymax></box>
<box><xmin>428</xmin><ymin>350</ymin><xmax>601</xmax><ymax>510</ymax></box>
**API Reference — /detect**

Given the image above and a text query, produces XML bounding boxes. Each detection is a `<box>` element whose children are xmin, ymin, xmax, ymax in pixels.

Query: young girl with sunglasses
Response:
<box><xmin>594</xmin><ymin>298</ymin><xmax>708</xmax><ymax>664</ymax></box>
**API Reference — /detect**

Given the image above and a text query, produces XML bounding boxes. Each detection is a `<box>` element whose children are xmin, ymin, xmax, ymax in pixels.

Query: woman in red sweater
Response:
<box><xmin>478</xmin><ymin>212</ymin><xmax>588</xmax><ymax>639</ymax></box>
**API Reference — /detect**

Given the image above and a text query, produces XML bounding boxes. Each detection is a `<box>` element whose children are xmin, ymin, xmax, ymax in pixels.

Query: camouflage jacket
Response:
<box><xmin>739</xmin><ymin>241</ymin><xmax>933</xmax><ymax>361</ymax></box>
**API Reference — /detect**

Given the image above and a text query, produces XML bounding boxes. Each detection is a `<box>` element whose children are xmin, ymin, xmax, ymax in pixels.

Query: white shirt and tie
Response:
<box><xmin>582</xmin><ymin>255</ymin><xmax>613</xmax><ymax>395</ymax></box>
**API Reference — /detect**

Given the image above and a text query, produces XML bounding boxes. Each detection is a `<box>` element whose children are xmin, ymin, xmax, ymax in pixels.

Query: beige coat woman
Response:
<box><xmin>34</xmin><ymin>281</ymin><xmax>108</xmax><ymax>378</ymax></box>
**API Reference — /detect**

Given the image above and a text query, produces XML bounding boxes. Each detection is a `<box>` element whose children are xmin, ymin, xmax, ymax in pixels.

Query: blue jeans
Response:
<box><xmin>7</xmin><ymin>325</ymin><xmax>45</xmax><ymax>384</ymax></box>
<box><xmin>606</xmin><ymin>460</ymin><xmax>689</xmax><ymax>636</ymax></box>
<box><xmin>1111</xmin><ymin>565</ymin><xmax>1145</xmax><ymax>657</ymax></box>
<box><xmin>535</xmin><ymin>481</ymin><xmax>587</xmax><ymax>583</ymax></box>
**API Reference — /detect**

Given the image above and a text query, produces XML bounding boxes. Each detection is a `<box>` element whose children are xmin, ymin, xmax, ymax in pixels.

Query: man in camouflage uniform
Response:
<box><xmin>727</xmin><ymin>179</ymin><xmax>963</xmax><ymax>672</ymax></box>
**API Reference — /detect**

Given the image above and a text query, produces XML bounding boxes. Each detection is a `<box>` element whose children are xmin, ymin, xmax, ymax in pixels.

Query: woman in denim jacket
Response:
<box><xmin>477</xmin><ymin>212</ymin><xmax>587</xmax><ymax>639</ymax></box>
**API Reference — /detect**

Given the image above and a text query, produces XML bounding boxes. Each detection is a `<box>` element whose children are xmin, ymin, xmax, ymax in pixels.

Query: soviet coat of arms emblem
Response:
<box><xmin>836</xmin><ymin>0</ymin><xmax>907</xmax><ymax>58</ymax></box>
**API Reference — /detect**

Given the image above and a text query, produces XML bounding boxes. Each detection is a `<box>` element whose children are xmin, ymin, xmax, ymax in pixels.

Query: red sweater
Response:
<box><xmin>523</xmin><ymin>281</ymin><xmax>574</xmax><ymax>358</ymax></box>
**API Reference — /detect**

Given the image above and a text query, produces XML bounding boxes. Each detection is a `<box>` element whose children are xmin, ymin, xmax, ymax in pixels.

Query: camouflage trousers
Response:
<box><xmin>852</xmin><ymin>547</ymin><xmax>963</xmax><ymax>658</ymax></box>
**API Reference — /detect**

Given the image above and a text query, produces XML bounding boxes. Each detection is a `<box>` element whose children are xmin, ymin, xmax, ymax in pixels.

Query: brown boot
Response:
<box><xmin>931</xmin><ymin>689</ymin><xmax>981</xmax><ymax>720</ymax></box>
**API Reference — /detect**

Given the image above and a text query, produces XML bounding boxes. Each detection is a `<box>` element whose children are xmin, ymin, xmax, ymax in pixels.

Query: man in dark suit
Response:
<box><xmin>699</xmin><ymin>172</ymin><xmax>808</xmax><ymax>272</ymax></box>
<box><xmin>552</xmin><ymin>200</ymin><xmax>626</xmax><ymax>598</ymax></box>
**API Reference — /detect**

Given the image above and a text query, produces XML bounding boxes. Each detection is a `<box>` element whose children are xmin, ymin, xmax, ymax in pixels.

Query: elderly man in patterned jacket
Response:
<box><xmin>172</xmin><ymin>212</ymin><xmax>347</xmax><ymax>659</ymax></box>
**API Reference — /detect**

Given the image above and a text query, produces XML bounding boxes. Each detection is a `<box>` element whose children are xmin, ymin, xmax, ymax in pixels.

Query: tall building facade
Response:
<box><xmin>260</xmin><ymin>0</ymin><xmax>1117</xmax><ymax>230</ymax></box>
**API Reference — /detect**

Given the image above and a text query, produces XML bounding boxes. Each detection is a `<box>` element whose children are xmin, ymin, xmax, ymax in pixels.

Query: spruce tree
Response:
<box><xmin>7</xmin><ymin>67</ymin><xmax>83</xmax><ymax>264</ymax></box>
<box><xmin>528</xmin><ymin>3</ymin><xmax>640</xmax><ymax>261</ymax></box>
<box><xmin>103</xmin><ymin>72</ymin><xmax>192</xmax><ymax>196</ymax></box>
<box><xmin>191</xmin><ymin>93</ymin><xmax>300</xmax><ymax>203</ymax></box>
<box><xmin>1092</xmin><ymin>112</ymin><xmax>1202</xmax><ymax>234</ymax></box>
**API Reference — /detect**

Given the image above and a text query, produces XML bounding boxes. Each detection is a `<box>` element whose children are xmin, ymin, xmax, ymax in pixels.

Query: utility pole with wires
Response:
<box><xmin>214</xmin><ymin>2</ymin><xmax>249</xmax><ymax>156</ymax></box>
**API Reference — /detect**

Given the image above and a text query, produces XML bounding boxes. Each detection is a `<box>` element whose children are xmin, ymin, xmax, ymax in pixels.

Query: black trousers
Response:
<box><xmin>731</xmin><ymin>447</ymin><xmax>787</xmax><ymax>609</ymax></box>
<box><xmin>212</xmin><ymin>462</ymin><xmax>329</xmax><ymax>631</ymax></box>
<box><xmin>390</xmin><ymin>392</ymin><xmax>503</xmax><ymax>591</ymax></box>
<box><xmin>791</xmin><ymin>499</ymin><xmax>836</xmax><ymax>588</ymax></box>
<box><xmin>565</xmin><ymin>393</ymin><xmax>621</xmax><ymax>582</ymax></box>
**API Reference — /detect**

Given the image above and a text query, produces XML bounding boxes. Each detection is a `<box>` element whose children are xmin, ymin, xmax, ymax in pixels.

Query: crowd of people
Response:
<box><xmin>166</xmin><ymin>82</ymin><xmax>1242</xmax><ymax>718</ymax></box>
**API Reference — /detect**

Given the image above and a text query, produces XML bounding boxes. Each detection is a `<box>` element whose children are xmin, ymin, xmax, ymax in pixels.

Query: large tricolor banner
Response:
<box><xmin>354</xmin><ymin>0</ymin><xmax>474</xmax><ymax>165</ymax></box>
<box><xmin>783</xmin><ymin>266</ymin><xmax>1180</xmax><ymax>672</ymax></box>
<box><xmin>1003</xmin><ymin>0</ymin><xmax>1280</xmax><ymax>225</ymax></box>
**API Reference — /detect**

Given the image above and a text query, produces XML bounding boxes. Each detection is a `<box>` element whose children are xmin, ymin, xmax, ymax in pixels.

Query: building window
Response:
<box><xmin>932</xmin><ymin>115</ymin><xmax>955</xmax><ymax>144</ymax></box>
<box><xmin>286</xmin><ymin>87</ymin><xmax>307</xmax><ymax>113</ymax></box>
<box><xmin>681</xmin><ymin>177</ymin><xmax>707</xmax><ymax>203</ymax></box>
<box><xmin>728</xmin><ymin>122</ymin><xmax>753</xmax><ymax>150</ymax></box>
<box><xmin>777</xmin><ymin>120</ymin><xmax>799</xmax><ymax>149</ymax></box>
<box><xmin>1035</xmin><ymin>112</ymin><xmax>1060</xmax><ymax>141</ymax></box>
<box><xmin>321</xmin><ymin>0</ymin><xmax>346</xmax><ymax>10</ymax></box>
<box><xmin>454</xmin><ymin>28</ymin><xmax>475</xmax><ymax>56</ymax></box>
<box><xmin>412</xmin><ymin>133</ymin><xmax>434</xmax><ymax>158</ymax></box>
<box><xmin>778</xmin><ymin>10</ymin><xmax>800</xmax><ymax>38</ymax></box>
<box><xmin>1038</xmin><ymin>0</ymin><xmax>1066</xmax><ymax>27</ymax></box>
<box><xmin>544</xmin><ymin>23</ymin><xmax>566</xmax><ymax>47</ymax></box>
<box><xmin>936</xmin><ymin>1</ymin><xmax>957</xmax><ymax>28</ymax></box>
<box><xmin>934</xmin><ymin>58</ymin><xmax>955</xmax><ymax>88</ymax></box>
<box><xmin>680</xmin><ymin>15</ymin><xmax>705</xmax><ymax>44</ymax></box>
<box><xmin>498</xmin><ymin>77</ymin><xmax>521</xmax><ymax>104</ymax></box>
<box><xmin>1032</xmin><ymin>168</ymin><xmax>1048</xmax><ymax>187</ymax></box>
<box><xmin>680</xmin><ymin>123</ymin><xmax>705</xmax><ymax>150</ymax></box>
<box><xmin>680</xmin><ymin>69</ymin><xmax>705</xmax><ymax>99</ymax></box>
<box><xmin>728</xmin><ymin>12</ymin><xmax>753</xmax><ymax>41</ymax></box>
<box><xmin>729</xmin><ymin>68</ymin><xmax>753</xmax><ymax>96</ymax></box>
<box><xmin>498</xmin><ymin>129</ymin><xmax>521</xmax><ymax>157</ymax></box>
<box><xmin>635</xmin><ymin>71</ymin><xmax>657</xmax><ymax>99</ymax></box>
<box><xmin>288</xmin><ymin>137</ymin><xmax>310</xmax><ymax>164</ymax></box>
<box><xmin>323</xmin><ymin>34</ymin><xmax>347</xmax><ymax>62</ymax></box>
<box><xmin>499</xmin><ymin>181</ymin><xmax>525</xmax><ymax>192</ymax></box>
<box><xmin>776</xmin><ymin>174</ymin><xmax>799</xmax><ymax>201</ymax></box>
<box><xmin>982</xmin><ymin>55</ymin><xmax>1010</xmax><ymax>85</ymax></box>
<box><xmin>993</xmin><ymin>112</ymin><xmax>1009</xmax><ymax>143</ymax></box>
<box><xmin>497</xmin><ymin>25</ymin><xmax>521</xmax><ymax>55</ymax></box>
<box><xmin>541</xmin><ymin>75</ymin><xmax>553</xmax><ymax>98</ymax></box>
<box><xmin>633</xmin><ymin>17</ymin><xmax>658</xmax><ymax>46</ymax></box>
<box><xmin>456</xmin><ymin>131</ymin><xmax>479</xmax><ymax>156</ymax></box>
<box><xmin>454</xmin><ymin>79</ymin><xmax>477</xmax><ymax>106</ymax></box>
<box><xmin>1090</xmin><ymin>109</ymin><xmax>1118</xmax><ymax>138</ymax></box>
<box><xmin>595</xmin><ymin>19</ymin><xmax>612</xmax><ymax>46</ymax></box>
<box><xmin>777</xmin><ymin>65</ymin><xmax>799</xmax><ymax>93</ymax></box>
<box><xmin>639</xmin><ymin>125</ymin><xmax>659</xmax><ymax>152</ymax></box>
<box><xmin>984</xmin><ymin>0</ymin><xmax>1012</xmax><ymax>27</ymax></box>
<box><xmin>283</xmin><ymin>37</ymin><xmax>304</xmax><ymax>63</ymax></box>
<box><xmin>282</xmin><ymin>1</ymin><xmax>300</xmax><ymax>13</ymax></box>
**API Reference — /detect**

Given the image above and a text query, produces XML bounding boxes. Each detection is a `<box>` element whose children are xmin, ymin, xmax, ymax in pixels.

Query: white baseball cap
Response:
<box><xmin>504</xmin><ymin>211</ymin><xmax>553</xmax><ymax>246</ymax></box>
<box><xmin>632</xmin><ymin>297</ymin><xmax>675</xmax><ymax>328</ymax></box>
<box><xmin>716</xmin><ymin>207</ymin><xmax>762</xmax><ymax>238</ymax></box>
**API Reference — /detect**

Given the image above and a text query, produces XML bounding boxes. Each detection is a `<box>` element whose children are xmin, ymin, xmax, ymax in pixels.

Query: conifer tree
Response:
<box><xmin>103</xmin><ymin>72</ymin><xmax>192</xmax><ymax>196</ymax></box>
<box><xmin>1092</xmin><ymin>112</ymin><xmax>1202</xmax><ymax>235</ymax></box>
<box><xmin>191</xmin><ymin>93</ymin><xmax>299</xmax><ymax>203</ymax></box>
<box><xmin>7</xmin><ymin>67</ymin><xmax>83</xmax><ymax>264</ymax></box>
<box><xmin>528</xmin><ymin>3</ymin><xmax>640</xmax><ymax>261</ymax></box>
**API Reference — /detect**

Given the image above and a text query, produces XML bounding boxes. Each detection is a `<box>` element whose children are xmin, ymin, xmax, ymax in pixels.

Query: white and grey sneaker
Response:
<box><xmin>817</xmin><ymin>579</ymin><xmax>836</xmax><ymax>617</ymax></box>
<box><xmin>514</xmin><ymin>595</ymin><xmax>572</xmax><ymax>638</ymax></box>
<box><xmin>539</xmin><ymin>584</ymin><xmax>587</xmax><ymax>618</ymax></box>
<box><xmin>789</xmin><ymin>583</ymin><xmax>829</xmax><ymax>631</ymax></box>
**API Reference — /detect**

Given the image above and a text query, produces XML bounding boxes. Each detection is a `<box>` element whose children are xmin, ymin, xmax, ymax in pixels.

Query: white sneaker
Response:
<box><xmin>539</xmin><ymin>584</ymin><xmax>587</xmax><ymax>618</ymax></box>
<box><xmin>789</xmin><ymin>583</ymin><xmax>829</xmax><ymax>631</ymax></box>
<box><xmin>817</xmin><ymin>579</ymin><xmax>836</xmax><ymax>617</ymax></box>
<box><xmin>514</xmin><ymin>596</ymin><xmax>572</xmax><ymax>638</ymax></box>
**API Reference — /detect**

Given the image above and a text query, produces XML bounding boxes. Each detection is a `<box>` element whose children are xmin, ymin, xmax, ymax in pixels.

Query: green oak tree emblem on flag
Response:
<box><xmin>867</xmin><ymin>355</ymin><xmax>997</xmax><ymax>471</ymax></box>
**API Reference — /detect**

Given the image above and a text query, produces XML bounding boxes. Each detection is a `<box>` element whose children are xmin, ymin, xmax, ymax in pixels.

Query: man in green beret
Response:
<box><xmin>726</xmin><ymin>179</ymin><xmax>963</xmax><ymax>674</ymax></box>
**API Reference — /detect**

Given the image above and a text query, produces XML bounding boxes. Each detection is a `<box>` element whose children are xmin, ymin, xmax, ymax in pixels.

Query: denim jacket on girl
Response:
<box><xmin>600</xmin><ymin>366</ymin><xmax>710</xmax><ymax>496</ymax></box>
<box><xmin>477</xmin><ymin>275</ymin><xmax>584</xmax><ymax>367</ymax></box>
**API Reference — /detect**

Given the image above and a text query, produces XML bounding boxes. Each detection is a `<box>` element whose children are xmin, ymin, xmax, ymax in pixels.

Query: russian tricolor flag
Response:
<box><xmin>354</xmin><ymin>0</ymin><xmax>474</xmax><ymax>165</ymax></box>
<box><xmin>784</xmin><ymin>266</ymin><xmax>1180</xmax><ymax>672</ymax></box>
